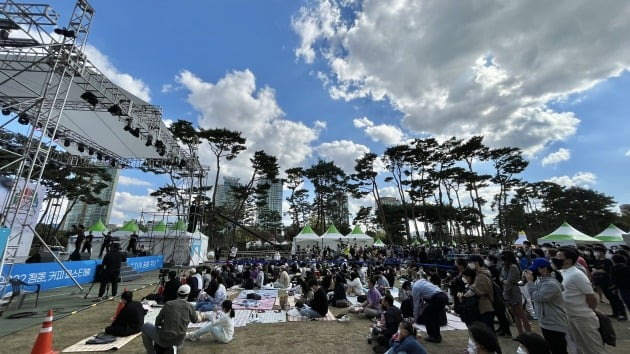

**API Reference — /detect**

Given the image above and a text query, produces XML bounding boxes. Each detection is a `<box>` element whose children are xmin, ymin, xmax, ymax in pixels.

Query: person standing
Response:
<box><xmin>127</xmin><ymin>232</ymin><xmax>138</xmax><ymax>255</ymax></box>
<box><xmin>81</xmin><ymin>231</ymin><xmax>94</xmax><ymax>255</ymax></box>
<box><xmin>466</xmin><ymin>255</ymin><xmax>497</xmax><ymax>333</ymax></box>
<box><xmin>99</xmin><ymin>231</ymin><xmax>112</xmax><ymax>258</ymax></box>
<box><xmin>524</xmin><ymin>258</ymin><xmax>568</xmax><ymax>354</ymax></box>
<box><xmin>73</xmin><ymin>225</ymin><xmax>85</xmax><ymax>254</ymax></box>
<box><xmin>411</xmin><ymin>277</ymin><xmax>447</xmax><ymax>343</ymax></box>
<box><xmin>98</xmin><ymin>243</ymin><xmax>126</xmax><ymax>299</ymax></box>
<box><xmin>592</xmin><ymin>246</ymin><xmax>627</xmax><ymax>320</ymax></box>
<box><xmin>500</xmin><ymin>251</ymin><xmax>531</xmax><ymax>335</ymax></box>
<box><xmin>554</xmin><ymin>246</ymin><xmax>609</xmax><ymax>354</ymax></box>
<box><xmin>142</xmin><ymin>284</ymin><xmax>200</xmax><ymax>353</ymax></box>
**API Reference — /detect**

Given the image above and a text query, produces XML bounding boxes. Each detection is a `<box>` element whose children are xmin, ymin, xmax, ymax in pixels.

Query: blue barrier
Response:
<box><xmin>1</xmin><ymin>255</ymin><xmax>163</xmax><ymax>292</ymax></box>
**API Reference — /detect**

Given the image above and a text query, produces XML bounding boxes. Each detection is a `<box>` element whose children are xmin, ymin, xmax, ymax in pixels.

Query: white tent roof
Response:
<box><xmin>321</xmin><ymin>224</ymin><xmax>344</xmax><ymax>239</ymax></box>
<box><xmin>595</xmin><ymin>224</ymin><xmax>627</xmax><ymax>246</ymax></box>
<box><xmin>539</xmin><ymin>222</ymin><xmax>601</xmax><ymax>245</ymax></box>
<box><xmin>293</xmin><ymin>225</ymin><xmax>320</xmax><ymax>241</ymax></box>
<box><xmin>346</xmin><ymin>225</ymin><xmax>374</xmax><ymax>246</ymax></box>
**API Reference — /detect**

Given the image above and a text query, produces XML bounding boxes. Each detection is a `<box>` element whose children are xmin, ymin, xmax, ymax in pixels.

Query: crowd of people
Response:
<box><xmin>92</xmin><ymin>239</ymin><xmax>627</xmax><ymax>353</ymax></box>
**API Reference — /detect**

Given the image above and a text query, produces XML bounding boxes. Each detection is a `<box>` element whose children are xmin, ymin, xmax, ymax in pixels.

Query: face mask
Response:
<box><xmin>517</xmin><ymin>252</ymin><xmax>523</xmax><ymax>257</ymax></box>
<box><xmin>467</xmin><ymin>263</ymin><xmax>476</xmax><ymax>270</ymax></box>
<box><xmin>516</xmin><ymin>345</ymin><xmax>528</xmax><ymax>354</ymax></box>
<box><xmin>484</xmin><ymin>260</ymin><xmax>492</xmax><ymax>267</ymax></box>
<box><xmin>551</xmin><ymin>258</ymin><xmax>565</xmax><ymax>269</ymax></box>
<box><xmin>466</xmin><ymin>338</ymin><xmax>477</xmax><ymax>354</ymax></box>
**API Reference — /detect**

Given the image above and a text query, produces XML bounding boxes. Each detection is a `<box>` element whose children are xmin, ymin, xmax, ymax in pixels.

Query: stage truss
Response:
<box><xmin>0</xmin><ymin>0</ymin><xmax>208</xmax><ymax>296</ymax></box>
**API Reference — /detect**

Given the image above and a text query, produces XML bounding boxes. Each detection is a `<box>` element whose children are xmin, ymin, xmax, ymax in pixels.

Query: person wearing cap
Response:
<box><xmin>105</xmin><ymin>290</ymin><xmax>145</xmax><ymax>337</ymax></box>
<box><xmin>98</xmin><ymin>242</ymin><xmax>126</xmax><ymax>300</ymax></box>
<box><xmin>141</xmin><ymin>284</ymin><xmax>200</xmax><ymax>353</ymax></box>
<box><xmin>523</xmin><ymin>258</ymin><xmax>568</xmax><ymax>354</ymax></box>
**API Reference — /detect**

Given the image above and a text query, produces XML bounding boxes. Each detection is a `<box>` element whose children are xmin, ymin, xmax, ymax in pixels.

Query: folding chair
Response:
<box><xmin>6</xmin><ymin>278</ymin><xmax>41</xmax><ymax>310</ymax></box>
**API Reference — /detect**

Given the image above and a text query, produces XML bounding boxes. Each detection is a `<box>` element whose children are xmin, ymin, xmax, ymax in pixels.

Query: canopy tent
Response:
<box><xmin>538</xmin><ymin>222</ymin><xmax>601</xmax><ymax>246</ymax></box>
<box><xmin>291</xmin><ymin>225</ymin><xmax>321</xmax><ymax>254</ymax></box>
<box><xmin>170</xmin><ymin>220</ymin><xmax>188</xmax><ymax>232</ymax></box>
<box><xmin>411</xmin><ymin>239</ymin><xmax>421</xmax><ymax>246</ymax></box>
<box><xmin>321</xmin><ymin>224</ymin><xmax>347</xmax><ymax>249</ymax></box>
<box><xmin>346</xmin><ymin>225</ymin><xmax>374</xmax><ymax>246</ymax></box>
<box><xmin>595</xmin><ymin>224</ymin><xmax>628</xmax><ymax>247</ymax></box>
<box><xmin>87</xmin><ymin>220</ymin><xmax>108</xmax><ymax>232</ymax></box>
<box><xmin>118</xmin><ymin>220</ymin><xmax>140</xmax><ymax>233</ymax></box>
<box><xmin>152</xmin><ymin>220</ymin><xmax>168</xmax><ymax>232</ymax></box>
<box><xmin>373</xmin><ymin>239</ymin><xmax>385</xmax><ymax>247</ymax></box>
<box><xmin>514</xmin><ymin>231</ymin><xmax>528</xmax><ymax>245</ymax></box>
<box><xmin>66</xmin><ymin>220</ymin><xmax>143</xmax><ymax>257</ymax></box>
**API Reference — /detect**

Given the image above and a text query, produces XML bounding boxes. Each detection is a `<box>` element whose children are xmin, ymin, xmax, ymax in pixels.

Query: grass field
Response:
<box><xmin>3</xmin><ymin>282</ymin><xmax>630</xmax><ymax>353</ymax></box>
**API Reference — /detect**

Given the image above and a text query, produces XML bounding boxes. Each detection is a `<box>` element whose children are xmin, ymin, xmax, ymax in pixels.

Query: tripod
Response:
<box><xmin>83</xmin><ymin>264</ymin><xmax>110</xmax><ymax>299</ymax></box>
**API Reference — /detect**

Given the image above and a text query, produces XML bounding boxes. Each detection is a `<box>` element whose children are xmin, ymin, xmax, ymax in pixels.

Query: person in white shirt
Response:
<box><xmin>554</xmin><ymin>246</ymin><xmax>609</xmax><ymax>354</ymax></box>
<box><xmin>274</xmin><ymin>266</ymin><xmax>291</xmax><ymax>288</ymax></box>
<box><xmin>186</xmin><ymin>300</ymin><xmax>235</xmax><ymax>343</ymax></box>
<box><xmin>230</xmin><ymin>246</ymin><xmax>238</xmax><ymax>260</ymax></box>
<box><xmin>346</xmin><ymin>271</ymin><xmax>365</xmax><ymax>296</ymax></box>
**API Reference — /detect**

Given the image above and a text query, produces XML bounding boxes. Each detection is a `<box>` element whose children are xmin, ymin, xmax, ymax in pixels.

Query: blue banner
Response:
<box><xmin>125</xmin><ymin>255</ymin><xmax>163</xmax><ymax>273</ymax></box>
<box><xmin>0</xmin><ymin>228</ymin><xmax>9</xmax><ymax>263</ymax></box>
<box><xmin>1</xmin><ymin>255</ymin><xmax>163</xmax><ymax>292</ymax></box>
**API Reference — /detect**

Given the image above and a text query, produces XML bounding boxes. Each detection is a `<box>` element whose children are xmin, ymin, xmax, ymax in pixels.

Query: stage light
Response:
<box><xmin>77</xmin><ymin>144</ymin><xmax>85</xmax><ymax>153</ymax></box>
<box><xmin>80</xmin><ymin>91</ymin><xmax>98</xmax><ymax>107</ymax></box>
<box><xmin>96</xmin><ymin>152</ymin><xmax>102</xmax><ymax>160</ymax></box>
<box><xmin>131</xmin><ymin>127</ymin><xmax>140</xmax><ymax>138</ymax></box>
<box><xmin>88</xmin><ymin>148</ymin><xmax>94</xmax><ymax>156</ymax></box>
<box><xmin>2</xmin><ymin>108</ymin><xmax>11</xmax><ymax>115</ymax></box>
<box><xmin>108</xmin><ymin>104</ymin><xmax>123</xmax><ymax>116</ymax></box>
<box><xmin>54</xmin><ymin>28</ymin><xmax>76</xmax><ymax>38</ymax></box>
<box><xmin>17</xmin><ymin>114</ymin><xmax>29</xmax><ymax>125</ymax></box>
<box><xmin>145</xmin><ymin>135</ymin><xmax>153</xmax><ymax>146</ymax></box>
<box><xmin>63</xmin><ymin>139</ymin><xmax>71</xmax><ymax>147</ymax></box>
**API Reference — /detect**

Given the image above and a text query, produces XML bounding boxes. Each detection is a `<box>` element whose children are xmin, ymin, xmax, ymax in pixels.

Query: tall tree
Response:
<box><xmin>351</xmin><ymin>152</ymin><xmax>389</xmax><ymax>241</ymax></box>
<box><xmin>304</xmin><ymin>160</ymin><xmax>348</xmax><ymax>234</ymax></box>
<box><xmin>383</xmin><ymin>145</ymin><xmax>412</xmax><ymax>242</ymax></box>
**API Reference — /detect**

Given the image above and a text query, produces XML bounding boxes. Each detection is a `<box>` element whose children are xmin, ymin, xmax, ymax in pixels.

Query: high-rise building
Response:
<box><xmin>215</xmin><ymin>176</ymin><xmax>240</xmax><ymax>207</ymax></box>
<box><xmin>63</xmin><ymin>168</ymin><xmax>119</xmax><ymax>230</ymax></box>
<box><xmin>257</xmin><ymin>179</ymin><xmax>283</xmax><ymax>216</ymax></box>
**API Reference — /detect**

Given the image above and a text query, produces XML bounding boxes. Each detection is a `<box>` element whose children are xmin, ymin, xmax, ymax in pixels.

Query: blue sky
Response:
<box><xmin>37</xmin><ymin>0</ymin><xmax>630</xmax><ymax>226</ymax></box>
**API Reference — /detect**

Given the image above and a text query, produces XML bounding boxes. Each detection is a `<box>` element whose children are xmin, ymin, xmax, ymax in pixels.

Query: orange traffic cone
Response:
<box><xmin>31</xmin><ymin>309</ymin><xmax>58</xmax><ymax>354</ymax></box>
<box><xmin>111</xmin><ymin>287</ymin><xmax>128</xmax><ymax>321</ymax></box>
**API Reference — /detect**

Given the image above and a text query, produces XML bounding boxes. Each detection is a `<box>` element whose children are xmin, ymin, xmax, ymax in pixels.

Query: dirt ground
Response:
<box><xmin>3</xmin><ymin>284</ymin><xmax>630</xmax><ymax>354</ymax></box>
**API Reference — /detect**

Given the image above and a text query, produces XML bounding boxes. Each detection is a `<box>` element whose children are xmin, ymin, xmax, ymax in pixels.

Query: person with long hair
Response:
<box><xmin>186</xmin><ymin>300</ymin><xmax>235</xmax><ymax>343</ymax></box>
<box><xmin>468</xmin><ymin>321</ymin><xmax>502</xmax><ymax>354</ymax></box>
<box><xmin>386</xmin><ymin>321</ymin><xmax>427</xmax><ymax>354</ymax></box>
<box><xmin>500</xmin><ymin>251</ymin><xmax>531</xmax><ymax>335</ymax></box>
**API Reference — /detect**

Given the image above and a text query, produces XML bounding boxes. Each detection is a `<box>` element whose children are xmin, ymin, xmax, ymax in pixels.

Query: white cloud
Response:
<box><xmin>110</xmin><ymin>191</ymin><xmax>157</xmax><ymax>225</ymax></box>
<box><xmin>84</xmin><ymin>45</ymin><xmax>151</xmax><ymax>102</ymax></box>
<box><xmin>315</xmin><ymin>140</ymin><xmax>371</xmax><ymax>174</ymax></box>
<box><xmin>547</xmin><ymin>172</ymin><xmax>597</xmax><ymax>188</ymax></box>
<box><xmin>161</xmin><ymin>84</ymin><xmax>174</xmax><ymax>93</ymax></box>
<box><xmin>177</xmin><ymin>69</ymin><xmax>320</xmax><ymax>184</ymax></box>
<box><xmin>293</xmin><ymin>1</ymin><xmax>630</xmax><ymax>155</ymax></box>
<box><xmin>541</xmin><ymin>148</ymin><xmax>571</xmax><ymax>167</ymax></box>
<box><xmin>118</xmin><ymin>175</ymin><xmax>153</xmax><ymax>187</ymax></box>
<box><xmin>625</xmin><ymin>149</ymin><xmax>630</xmax><ymax>157</ymax></box>
<box><xmin>353</xmin><ymin>117</ymin><xmax>406</xmax><ymax>145</ymax></box>
<box><xmin>314</xmin><ymin>120</ymin><xmax>327</xmax><ymax>130</ymax></box>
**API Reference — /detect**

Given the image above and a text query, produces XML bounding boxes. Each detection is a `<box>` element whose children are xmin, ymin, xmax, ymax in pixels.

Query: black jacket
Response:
<box><xmin>310</xmin><ymin>287</ymin><xmax>329</xmax><ymax>316</ymax></box>
<box><xmin>383</xmin><ymin>306</ymin><xmax>403</xmax><ymax>338</ymax></box>
<box><xmin>163</xmin><ymin>278</ymin><xmax>181</xmax><ymax>302</ymax></box>
<box><xmin>102</xmin><ymin>250</ymin><xmax>126</xmax><ymax>273</ymax></box>
<box><xmin>106</xmin><ymin>300</ymin><xmax>145</xmax><ymax>336</ymax></box>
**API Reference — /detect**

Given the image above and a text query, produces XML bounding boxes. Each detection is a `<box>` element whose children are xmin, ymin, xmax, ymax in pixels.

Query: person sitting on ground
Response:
<box><xmin>297</xmin><ymin>279</ymin><xmax>328</xmax><ymax>319</ymax></box>
<box><xmin>186</xmin><ymin>300</ymin><xmax>235</xmax><ymax>343</ymax></box>
<box><xmin>162</xmin><ymin>271</ymin><xmax>181</xmax><ymax>303</ymax></box>
<box><xmin>350</xmin><ymin>277</ymin><xmax>381</xmax><ymax>318</ymax></box>
<box><xmin>274</xmin><ymin>265</ymin><xmax>291</xmax><ymax>288</ymax></box>
<box><xmin>331</xmin><ymin>273</ymin><xmax>349</xmax><ymax>307</ymax></box>
<box><xmin>187</xmin><ymin>269</ymin><xmax>201</xmax><ymax>302</ymax></box>
<box><xmin>196</xmin><ymin>276</ymin><xmax>227</xmax><ymax>312</ymax></box>
<box><xmin>467</xmin><ymin>321</ymin><xmax>502</xmax><ymax>354</ymax></box>
<box><xmin>376</xmin><ymin>272</ymin><xmax>391</xmax><ymax>294</ymax></box>
<box><xmin>346</xmin><ymin>271</ymin><xmax>366</xmax><ymax>298</ymax></box>
<box><xmin>370</xmin><ymin>294</ymin><xmax>403</xmax><ymax>352</ymax></box>
<box><xmin>514</xmin><ymin>332</ymin><xmax>552</xmax><ymax>354</ymax></box>
<box><xmin>386</xmin><ymin>321</ymin><xmax>427</xmax><ymax>354</ymax></box>
<box><xmin>105</xmin><ymin>290</ymin><xmax>145</xmax><ymax>336</ymax></box>
<box><xmin>141</xmin><ymin>284</ymin><xmax>201</xmax><ymax>353</ymax></box>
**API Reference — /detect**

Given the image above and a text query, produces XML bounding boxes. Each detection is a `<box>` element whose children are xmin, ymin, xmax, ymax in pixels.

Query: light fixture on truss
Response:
<box><xmin>17</xmin><ymin>114</ymin><xmax>29</xmax><ymax>125</ymax></box>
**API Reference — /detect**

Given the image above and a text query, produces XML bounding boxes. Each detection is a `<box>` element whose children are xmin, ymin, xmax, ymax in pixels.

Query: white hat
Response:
<box><xmin>189</xmin><ymin>268</ymin><xmax>196</xmax><ymax>274</ymax></box>
<box><xmin>178</xmin><ymin>284</ymin><xmax>191</xmax><ymax>295</ymax></box>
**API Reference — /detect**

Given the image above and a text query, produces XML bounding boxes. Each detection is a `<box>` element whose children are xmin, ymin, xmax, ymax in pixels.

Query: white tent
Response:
<box><xmin>538</xmin><ymin>222</ymin><xmax>601</xmax><ymax>246</ymax></box>
<box><xmin>514</xmin><ymin>231</ymin><xmax>528</xmax><ymax>245</ymax></box>
<box><xmin>595</xmin><ymin>224</ymin><xmax>627</xmax><ymax>247</ymax></box>
<box><xmin>291</xmin><ymin>225</ymin><xmax>320</xmax><ymax>254</ymax></box>
<box><xmin>346</xmin><ymin>225</ymin><xmax>374</xmax><ymax>246</ymax></box>
<box><xmin>321</xmin><ymin>224</ymin><xmax>347</xmax><ymax>249</ymax></box>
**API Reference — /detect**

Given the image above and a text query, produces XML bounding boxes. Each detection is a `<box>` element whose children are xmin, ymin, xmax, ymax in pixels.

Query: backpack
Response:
<box><xmin>596</xmin><ymin>310</ymin><xmax>616</xmax><ymax>346</ymax></box>
<box><xmin>480</xmin><ymin>273</ymin><xmax>505</xmax><ymax>311</ymax></box>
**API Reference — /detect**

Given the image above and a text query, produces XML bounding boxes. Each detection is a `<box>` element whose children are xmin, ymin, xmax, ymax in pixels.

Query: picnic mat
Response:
<box><xmin>144</xmin><ymin>309</ymin><xmax>160</xmax><ymax>324</ymax></box>
<box><xmin>248</xmin><ymin>310</ymin><xmax>286</xmax><ymax>324</ymax></box>
<box><xmin>237</xmin><ymin>289</ymin><xmax>279</xmax><ymax>298</ymax></box>
<box><xmin>188</xmin><ymin>310</ymin><xmax>252</xmax><ymax>329</ymax></box>
<box><xmin>62</xmin><ymin>333</ymin><xmax>141</xmax><ymax>352</ymax></box>
<box><xmin>413</xmin><ymin>313</ymin><xmax>468</xmax><ymax>333</ymax></box>
<box><xmin>287</xmin><ymin>309</ymin><xmax>336</xmax><ymax>322</ymax></box>
<box><xmin>233</xmin><ymin>296</ymin><xmax>276</xmax><ymax>310</ymax></box>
